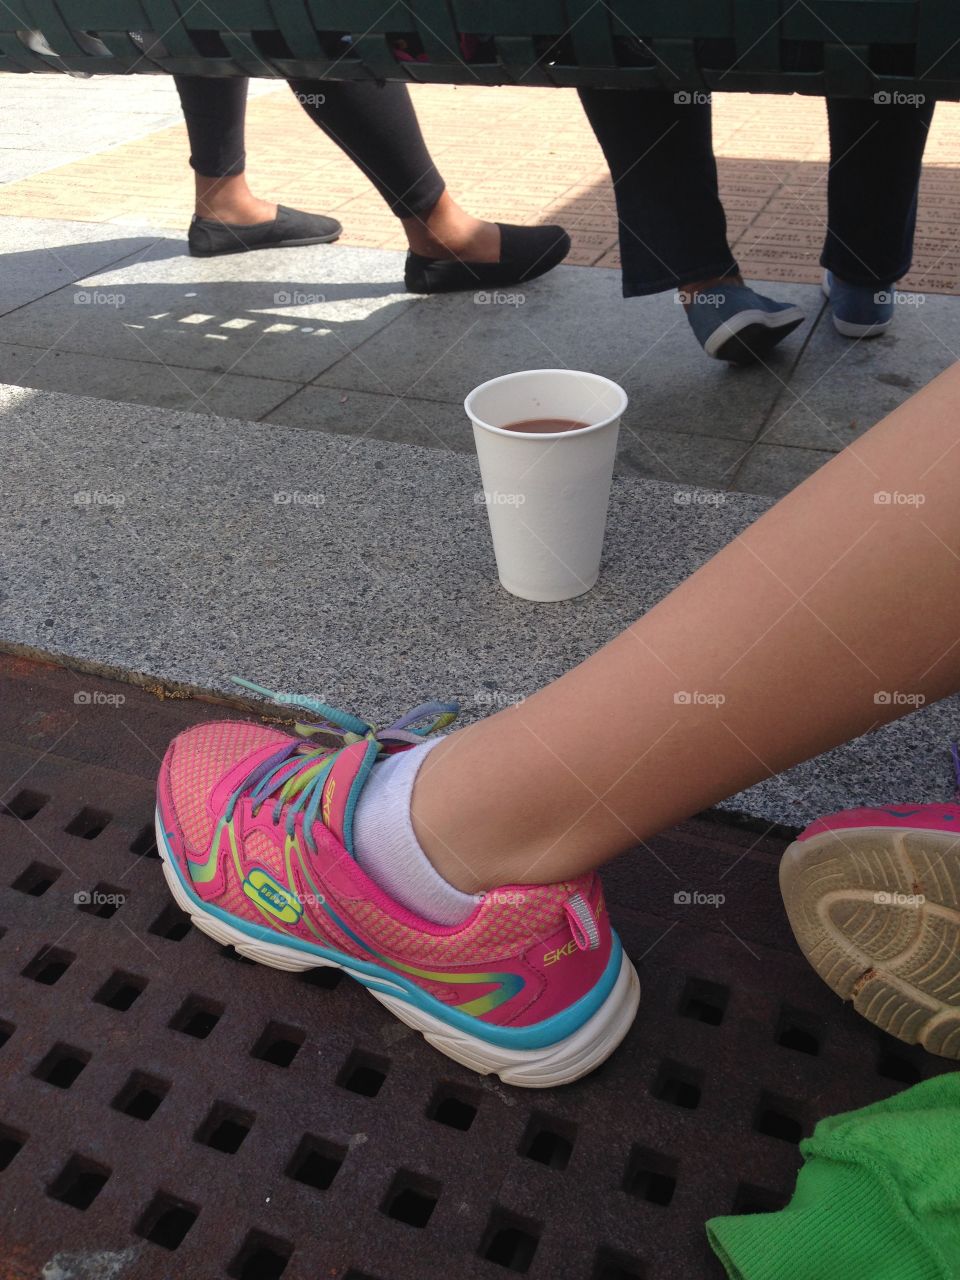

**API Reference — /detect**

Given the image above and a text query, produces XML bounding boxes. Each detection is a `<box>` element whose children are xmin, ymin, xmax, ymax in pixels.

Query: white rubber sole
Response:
<box><xmin>155</xmin><ymin>813</ymin><xmax>641</xmax><ymax>1087</ymax></box>
<box><xmin>780</xmin><ymin>826</ymin><xmax>960</xmax><ymax>1057</ymax></box>
<box><xmin>703</xmin><ymin>304</ymin><xmax>806</xmax><ymax>360</ymax></box>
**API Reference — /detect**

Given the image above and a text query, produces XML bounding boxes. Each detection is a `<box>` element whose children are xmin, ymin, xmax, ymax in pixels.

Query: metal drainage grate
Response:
<box><xmin>0</xmin><ymin>655</ymin><xmax>951</xmax><ymax>1280</ymax></box>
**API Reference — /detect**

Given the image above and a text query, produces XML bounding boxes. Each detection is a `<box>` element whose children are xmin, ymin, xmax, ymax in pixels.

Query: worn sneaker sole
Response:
<box><xmin>705</xmin><ymin>306</ymin><xmax>805</xmax><ymax>364</ymax></box>
<box><xmin>155</xmin><ymin>810</ymin><xmax>640</xmax><ymax>1087</ymax></box>
<box><xmin>780</xmin><ymin>826</ymin><xmax>960</xmax><ymax>1057</ymax></box>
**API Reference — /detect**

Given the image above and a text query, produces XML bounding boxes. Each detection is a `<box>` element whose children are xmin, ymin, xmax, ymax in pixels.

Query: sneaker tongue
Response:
<box><xmin>316</xmin><ymin>738</ymin><xmax>379</xmax><ymax>854</ymax></box>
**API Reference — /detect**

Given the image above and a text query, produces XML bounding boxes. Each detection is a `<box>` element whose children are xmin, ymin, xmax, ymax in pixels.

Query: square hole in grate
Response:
<box><xmin>77</xmin><ymin>881</ymin><xmax>126</xmax><ymax>919</ymax></box>
<box><xmin>622</xmin><ymin>1146</ymin><xmax>678</xmax><ymax>1206</ymax></box>
<box><xmin>381</xmin><ymin>1170</ymin><xmax>440</xmax><ymax>1228</ymax></box>
<box><xmin>342</xmin><ymin>1273</ymin><xmax>383</xmax><ymax>1280</ymax></box>
<box><xmin>251</xmin><ymin>1021</ymin><xmax>303</xmax><ymax>1067</ymax></box>
<box><xmin>337</xmin><ymin>1049</ymin><xmax>389</xmax><ymax>1097</ymax></box>
<box><xmin>0</xmin><ymin>1021</ymin><xmax>13</xmax><ymax>1051</ymax></box>
<box><xmin>65</xmin><ymin>807</ymin><xmax>111</xmax><ymax>840</ymax></box>
<box><xmin>94</xmin><ymin>970</ymin><xmax>146</xmax><ymax>1013</ymax></box>
<box><xmin>285</xmin><ymin>1134</ymin><xmax>346</xmax><ymax>1190</ymax></box>
<box><xmin>593</xmin><ymin>1246</ymin><xmax>647</xmax><ymax>1280</ymax></box>
<box><xmin>678</xmin><ymin>976</ymin><xmax>729</xmax><ymax>1026</ymax></box>
<box><xmin>195</xmin><ymin>1101</ymin><xmax>254</xmax><ymax>1154</ymax></box>
<box><xmin>652</xmin><ymin>1060</ymin><xmax>702</xmax><ymax>1110</ymax></box>
<box><xmin>136</xmin><ymin>1190</ymin><xmax>199</xmax><ymax>1250</ymax></box>
<box><xmin>129</xmin><ymin>823</ymin><xmax>159</xmax><ymax>859</ymax></box>
<box><xmin>754</xmin><ymin>1092</ymin><xmax>805</xmax><ymax>1144</ymax></box>
<box><xmin>1</xmin><ymin>788</ymin><xmax>48</xmax><ymax>820</ymax></box>
<box><xmin>11</xmin><ymin>862</ymin><xmax>60</xmax><ymax>897</ymax></box>
<box><xmin>775</xmin><ymin>1006</ymin><xmax>822</xmax><ymax>1056</ymax></box>
<box><xmin>112</xmin><ymin>1071</ymin><xmax>169</xmax><ymax>1121</ymax></box>
<box><xmin>877</xmin><ymin>1046</ymin><xmax>924</xmax><ymax>1085</ymax></box>
<box><xmin>228</xmin><ymin>1229</ymin><xmax>293</xmax><ymax>1280</ymax></box>
<box><xmin>518</xmin><ymin>1113</ymin><xmax>576</xmax><ymax>1170</ymax></box>
<box><xmin>169</xmin><ymin>995</ymin><xmax>223</xmax><ymax>1039</ymax></box>
<box><xmin>427</xmin><ymin>1084</ymin><xmax>479</xmax><ymax>1131</ymax></box>
<box><xmin>732</xmin><ymin>1182</ymin><xmax>787</xmax><ymax>1214</ymax></box>
<box><xmin>48</xmin><ymin>1154</ymin><xmax>111</xmax><ymax>1210</ymax></box>
<box><xmin>0</xmin><ymin>1122</ymin><xmax>27</xmax><ymax>1171</ymax></box>
<box><xmin>479</xmin><ymin>1208</ymin><xmax>541</xmax><ymax>1273</ymax></box>
<box><xmin>22</xmin><ymin>945</ymin><xmax>74</xmax><ymax>986</ymax></box>
<box><xmin>299</xmin><ymin>965</ymin><xmax>342</xmax><ymax>989</ymax></box>
<box><xmin>148</xmin><ymin>903</ymin><xmax>192</xmax><ymax>942</ymax></box>
<box><xmin>33</xmin><ymin>1043</ymin><xmax>89</xmax><ymax>1089</ymax></box>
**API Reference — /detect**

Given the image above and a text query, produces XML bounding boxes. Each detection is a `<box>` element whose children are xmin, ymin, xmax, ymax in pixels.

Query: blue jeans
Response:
<box><xmin>578</xmin><ymin>89</ymin><xmax>935</xmax><ymax>296</ymax></box>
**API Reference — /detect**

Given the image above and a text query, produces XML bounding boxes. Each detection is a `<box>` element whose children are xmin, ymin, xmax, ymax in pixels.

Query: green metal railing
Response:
<box><xmin>1</xmin><ymin>2</ymin><xmax>958</xmax><ymax>99</ymax></box>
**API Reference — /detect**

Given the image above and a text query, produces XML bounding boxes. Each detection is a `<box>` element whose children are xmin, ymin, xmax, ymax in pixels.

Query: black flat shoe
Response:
<box><xmin>404</xmin><ymin>222</ymin><xmax>571</xmax><ymax>294</ymax></box>
<box><xmin>188</xmin><ymin>205</ymin><xmax>342</xmax><ymax>257</ymax></box>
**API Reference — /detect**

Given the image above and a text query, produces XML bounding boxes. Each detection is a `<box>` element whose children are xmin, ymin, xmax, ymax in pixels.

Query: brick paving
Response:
<box><xmin>3</xmin><ymin>82</ymin><xmax>960</xmax><ymax>292</ymax></box>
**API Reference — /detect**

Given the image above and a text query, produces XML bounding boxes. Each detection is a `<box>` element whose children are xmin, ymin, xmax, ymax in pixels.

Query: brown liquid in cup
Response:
<box><xmin>501</xmin><ymin>417</ymin><xmax>590</xmax><ymax>434</ymax></box>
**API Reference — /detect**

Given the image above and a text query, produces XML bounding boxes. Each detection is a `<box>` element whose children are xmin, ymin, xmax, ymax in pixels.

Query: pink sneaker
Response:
<box><xmin>781</xmin><ymin>760</ymin><xmax>960</xmax><ymax>1057</ymax></box>
<box><xmin>155</xmin><ymin>684</ymin><xmax>640</xmax><ymax>1087</ymax></box>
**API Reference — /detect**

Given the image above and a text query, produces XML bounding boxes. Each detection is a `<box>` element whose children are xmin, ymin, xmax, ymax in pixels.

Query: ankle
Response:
<box><xmin>403</xmin><ymin>192</ymin><xmax>500</xmax><ymax>262</ymax></box>
<box><xmin>194</xmin><ymin>173</ymin><xmax>275</xmax><ymax>225</ymax></box>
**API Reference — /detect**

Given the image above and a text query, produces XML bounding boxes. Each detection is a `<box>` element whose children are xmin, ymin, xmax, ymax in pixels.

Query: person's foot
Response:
<box><xmin>187</xmin><ymin>205</ymin><xmax>342</xmax><ymax>257</ymax></box>
<box><xmin>155</xmin><ymin>696</ymin><xmax>640</xmax><ymax>1086</ymax></box>
<box><xmin>822</xmin><ymin>270</ymin><xmax>895</xmax><ymax>338</ymax></box>
<box><xmin>683</xmin><ymin>282</ymin><xmax>806</xmax><ymax>364</ymax></box>
<box><xmin>404</xmin><ymin>222</ymin><xmax>571</xmax><ymax>295</ymax></box>
<box><xmin>781</xmin><ymin>796</ymin><xmax>960</xmax><ymax>1058</ymax></box>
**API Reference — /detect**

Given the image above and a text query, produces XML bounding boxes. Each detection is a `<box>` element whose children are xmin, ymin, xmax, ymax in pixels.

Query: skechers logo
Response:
<box><xmin>543</xmin><ymin>940</ymin><xmax>578</xmax><ymax>966</ymax></box>
<box><xmin>322</xmin><ymin>777</ymin><xmax>336</xmax><ymax>827</ymax></box>
<box><xmin>242</xmin><ymin>868</ymin><xmax>303</xmax><ymax>925</ymax></box>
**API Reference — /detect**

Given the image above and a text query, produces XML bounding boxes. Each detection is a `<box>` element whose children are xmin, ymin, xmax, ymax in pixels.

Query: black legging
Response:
<box><xmin>173</xmin><ymin>75</ymin><xmax>445</xmax><ymax>220</ymax></box>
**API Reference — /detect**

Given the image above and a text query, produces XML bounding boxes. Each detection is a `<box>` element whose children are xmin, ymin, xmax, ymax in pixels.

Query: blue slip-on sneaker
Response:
<box><xmin>683</xmin><ymin>284</ymin><xmax>806</xmax><ymax>365</ymax></box>
<box><xmin>822</xmin><ymin>270</ymin><xmax>894</xmax><ymax>338</ymax></box>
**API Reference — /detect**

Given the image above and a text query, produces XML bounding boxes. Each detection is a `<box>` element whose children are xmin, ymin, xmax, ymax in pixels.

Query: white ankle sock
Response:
<box><xmin>352</xmin><ymin>738</ymin><xmax>479</xmax><ymax>926</ymax></box>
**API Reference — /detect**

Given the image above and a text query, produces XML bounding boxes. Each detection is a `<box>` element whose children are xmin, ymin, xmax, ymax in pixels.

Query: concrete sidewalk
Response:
<box><xmin>1</xmin><ymin>231</ymin><xmax>958</xmax><ymax>496</ymax></box>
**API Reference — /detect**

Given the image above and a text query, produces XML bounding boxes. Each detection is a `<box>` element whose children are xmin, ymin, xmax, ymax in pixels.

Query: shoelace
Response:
<box><xmin>225</xmin><ymin>678</ymin><xmax>457</xmax><ymax>854</ymax></box>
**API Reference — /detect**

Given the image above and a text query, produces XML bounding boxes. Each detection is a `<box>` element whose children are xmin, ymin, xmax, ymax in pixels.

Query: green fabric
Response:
<box><xmin>707</xmin><ymin>1073</ymin><xmax>960</xmax><ymax>1280</ymax></box>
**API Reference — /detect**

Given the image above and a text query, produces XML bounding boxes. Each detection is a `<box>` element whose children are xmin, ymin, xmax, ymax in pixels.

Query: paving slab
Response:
<box><xmin>314</xmin><ymin>268</ymin><xmax>824</xmax><ymax>444</ymax></box>
<box><xmin>1</xmin><ymin>380</ymin><xmax>958</xmax><ymax>830</ymax></box>
<box><xmin>762</xmin><ymin>290</ymin><xmax>960</xmax><ymax>451</ymax></box>
<box><xmin>0</xmin><ymin>217</ymin><xmax>158</xmax><ymax>316</ymax></box>
<box><xmin>0</xmin><ymin>237</ymin><xmax>418</xmax><ymax>384</ymax></box>
<box><xmin>0</xmin><ymin>341</ymin><xmax>299</xmax><ymax>420</ymax></box>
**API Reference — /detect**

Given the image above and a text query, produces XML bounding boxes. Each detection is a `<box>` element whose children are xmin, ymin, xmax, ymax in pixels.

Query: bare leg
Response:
<box><xmin>413</xmin><ymin>362</ymin><xmax>960</xmax><ymax>892</ymax></box>
<box><xmin>194</xmin><ymin>172</ymin><xmax>276</xmax><ymax>225</ymax></box>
